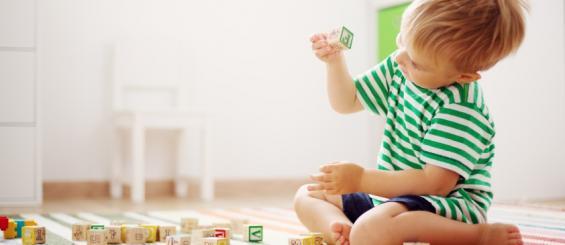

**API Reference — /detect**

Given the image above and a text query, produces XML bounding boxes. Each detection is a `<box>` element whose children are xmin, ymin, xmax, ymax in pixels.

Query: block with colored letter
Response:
<box><xmin>300</xmin><ymin>232</ymin><xmax>324</xmax><ymax>245</ymax></box>
<box><xmin>327</xmin><ymin>26</ymin><xmax>354</xmax><ymax>50</ymax></box>
<box><xmin>141</xmin><ymin>224</ymin><xmax>158</xmax><ymax>242</ymax></box>
<box><xmin>158</xmin><ymin>225</ymin><xmax>177</xmax><ymax>241</ymax></box>
<box><xmin>289</xmin><ymin>236</ymin><xmax>314</xmax><ymax>245</ymax></box>
<box><xmin>90</xmin><ymin>224</ymin><xmax>105</xmax><ymax>230</ymax></box>
<box><xmin>165</xmin><ymin>234</ymin><xmax>191</xmax><ymax>245</ymax></box>
<box><xmin>203</xmin><ymin>237</ymin><xmax>229</xmax><ymax>245</ymax></box>
<box><xmin>243</xmin><ymin>224</ymin><xmax>263</xmax><ymax>242</ymax></box>
<box><xmin>120</xmin><ymin>224</ymin><xmax>137</xmax><ymax>242</ymax></box>
<box><xmin>87</xmin><ymin>229</ymin><xmax>107</xmax><ymax>245</ymax></box>
<box><xmin>125</xmin><ymin>227</ymin><xmax>147</xmax><ymax>244</ymax></box>
<box><xmin>214</xmin><ymin>228</ymin><xmax>231</xmax><ymax>239</ymax></box>
<box><xmin>105</xmin><ymin>225</ymin><xmax>121</xmax><ymax>244</ymax></box>
<box><xmin>22</xmin><ymin>226</ymin><xmax>46</xmax><ymax>244</ymax></box>
<box><xmin>181</xmin><ymin>218</ymin><xmax>198</xmax><ymax>233</ymax></box>
<box><xmin>4</xmin><ymin>219</ymin><xmax>17</xmax><ymax>239</ymax></box>
<box><xmin>72</xmin><ymin>223</ymin><xmax>91</xmax><ymax>241</ymax></box>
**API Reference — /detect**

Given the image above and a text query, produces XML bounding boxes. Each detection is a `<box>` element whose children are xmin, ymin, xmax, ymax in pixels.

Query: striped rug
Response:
<box><xmin>1</xmin><ymin>205</ymin><xmax>564</xmax><ymax>244</ymax></box>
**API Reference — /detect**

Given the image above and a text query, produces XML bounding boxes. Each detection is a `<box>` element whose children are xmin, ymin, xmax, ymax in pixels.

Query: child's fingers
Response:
<box><xmin>309</xmin><ymin>33</ymin><xmax>326</xmax><ymax>43</ymax></box>
<box><xmin>306</xmin><ymin>184</ymin><xmax>324</xmax><ymax>191</ymax></box>
<box><xmin>312</xmin><ymin>40</ymin><xmax>328</xmax><ymax>50</ymax></box>
<box><xmin>314</xmin><ymin>46</ymin><xmax>333</xmax><ymax>58</ymax></box>
<box><xmin>310</xmin><ymin>173</ymin><xmax>331</xmax><ymax>182</ymax></box>
<box><xmin>319</xmin><ymin>164</ymin><xmax>335</xmax><ymax>173</ymax></box>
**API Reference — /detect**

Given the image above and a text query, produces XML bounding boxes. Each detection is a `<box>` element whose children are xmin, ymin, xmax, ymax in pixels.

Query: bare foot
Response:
<box><xmin>330</xmin><ymin>221</ymin><xmax>353</xmax><ymax>245</ymax></box>
<box><xmin>479</xmin><ymin>223</ymin><xmax>523</xmax><ymax>245</ymax></box>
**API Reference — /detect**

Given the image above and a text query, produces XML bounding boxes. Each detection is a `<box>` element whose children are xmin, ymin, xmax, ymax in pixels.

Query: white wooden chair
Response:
<box><xmin>110</xmin><ymin>38</ymin><xmax>213</xmax><ymax>203</ymax></box>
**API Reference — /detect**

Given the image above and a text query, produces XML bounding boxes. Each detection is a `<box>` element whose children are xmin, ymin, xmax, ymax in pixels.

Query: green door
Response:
<box><xmin>377</xmin><ymin>3</ymin><xmax>410</xmax><ymax>61</ymax></box>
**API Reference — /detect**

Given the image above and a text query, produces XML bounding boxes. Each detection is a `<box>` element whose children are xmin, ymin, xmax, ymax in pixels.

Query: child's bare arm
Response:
<box><xmin>310</xmin><ymin>162</ymin><xmax>459</xmax><ymax>197</ymax></box>
<box><xmin>311</xmin><ymin>34</ymin><xmax>363</xmax><ymax>114</ymax></box>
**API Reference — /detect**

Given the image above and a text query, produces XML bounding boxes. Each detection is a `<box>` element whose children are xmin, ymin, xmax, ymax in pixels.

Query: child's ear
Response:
<box><xmin>455</xmin><ymin>72</ymin><xmax>481</xmax><ymax>84</ymax></box>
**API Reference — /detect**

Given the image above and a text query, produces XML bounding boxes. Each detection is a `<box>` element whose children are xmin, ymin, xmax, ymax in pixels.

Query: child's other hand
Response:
<box><xmin>310</xmin><ymin>33</ymin><xmax>342</xmax><ymax>64</ymax></box>
<box><xmin>308</xmin><ymin>162</ymin><xmax>364</xmax><ymax>195</ymax></box>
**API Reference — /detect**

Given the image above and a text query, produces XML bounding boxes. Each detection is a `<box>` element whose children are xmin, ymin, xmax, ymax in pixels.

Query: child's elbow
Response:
<box><xmin>429</xmin><ymin>184</ymin><xmax>455</xmax><ymax>197</ymax></box>
<box><xmin>330</xmin><ymin>103</ymin><xmax>357</xmax><ymax>114</ymax></box>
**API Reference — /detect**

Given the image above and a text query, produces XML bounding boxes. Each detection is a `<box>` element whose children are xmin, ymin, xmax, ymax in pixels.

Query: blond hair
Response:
<box><xmin>400</xmin><ymin>0</ymin><xmax>528</xmax><ymax>72</ymax></box>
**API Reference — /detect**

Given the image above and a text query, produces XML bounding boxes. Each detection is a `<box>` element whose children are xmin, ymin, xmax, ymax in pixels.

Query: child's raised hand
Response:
<box><xmin>310</xmin><ymin>33</ymin><xmax>342</xmax><ymax>64</ymax></box>
<box><xmin>308</xmin><ymin>162</ymin><xmax>365</xmax><ymax>195</ymax></box>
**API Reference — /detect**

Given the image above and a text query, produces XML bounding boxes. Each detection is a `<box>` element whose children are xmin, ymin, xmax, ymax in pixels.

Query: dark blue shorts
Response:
<box><xmin>341</xmin><ymin>193</ymin><xmax>436</xmax><ymax>223</ymax></box>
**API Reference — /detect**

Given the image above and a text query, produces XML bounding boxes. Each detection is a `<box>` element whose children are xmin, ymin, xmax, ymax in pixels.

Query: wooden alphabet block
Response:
<box><xmin>165</xmin><ymin>234</ymin><xmax>191</xmax><ymax>245</ymax></box>
<box><xmin>181</xmin><ymin>218</ymin><xmax>198</xmax><ymax>233</ymax></box>
<box><xmin>299</xmin><ymin>232</ymin><xmax>323</xmax><ymax>245</ymax></box>
<box><xmin>141</xmin><ymin>224</ymin><xmax>158</xmax><ymax>242</ymax></box>
<box><xmin>158</xmin><ymin>225</ymin><xmax>177</xmax><ymax>241</ymax></box>
<box><xmin>87</xmin><ymin>229</ymin><xmax>107</xmax><ymax>245</ymax></box>
<box><xmin>105</xmin><ymin>225</ymin><xmax>121</xmax><ymax>244</ymax></box>
<box><xmin>203</xmin><ymin>237</ymin><xmax>229</xmax><ymax>245</ymax></box>
<box><xmin>124</xmin><ymin>226</ymin><xmax>147</xmax><ymax>244</ymax></box>
<box><xmin>327</xmin><ymin>26</ymin><xmax>354</xmax><ymax>50</ymax></box>
<box><xmin>243</xmin><ymin>224</ymin><xmax>263</xmax><ymax>242</ymax></box>
<box><xmin>190</xmin><ymin>229</ymin><xmax>215</xmax><ymax>244</ymax></box>
<box><xmin>72</xmin><ymin>223</ymin><xmax>91</xmax><ymax>241</ymax></box>
<box><xmin>22</xmin><ymin>226</ymin><xmax>46</xmax><ymax>245</ymax></box>
<box><xmin>214</xmin><ymin>228</ymin><xmax>231</xmax><ymax>239</ymax></box>
<box><xmin>230</xmin><ymin>218</ymin><xmax>249</xmax><ymax>235</ymax></box>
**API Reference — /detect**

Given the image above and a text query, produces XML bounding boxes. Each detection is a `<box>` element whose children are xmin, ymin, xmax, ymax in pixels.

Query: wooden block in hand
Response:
<box><xmin>327</xmin><ymin>26</ymin><xmax>354</xmax><ymax>50</ymax></box>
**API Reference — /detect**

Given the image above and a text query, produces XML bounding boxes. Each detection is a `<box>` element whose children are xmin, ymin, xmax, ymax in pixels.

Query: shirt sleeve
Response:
<box><xmin>353</xmin><ymin>52</ymin><xmax>398</xmax><ymax>116</ymax></box>
<box><xmin>419</xmin><ymin>103</ymin><xmax>495</xmax><ymax>179</ymax></box>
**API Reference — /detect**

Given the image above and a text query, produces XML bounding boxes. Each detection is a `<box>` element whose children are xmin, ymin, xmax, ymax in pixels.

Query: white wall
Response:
<box><xmin>39</xmin><ymin>0</ymin><xmax>565</xmax><ymax>201</ymax></box>
<box><xmin>39</xmin><ymin>0</ymin><xmax>379</xmax><ymax>181</ymax></box>
<box><xmin>481</xmin><ymin>0</ymin><xmax>565</xmax><ymax>201</ymax></box>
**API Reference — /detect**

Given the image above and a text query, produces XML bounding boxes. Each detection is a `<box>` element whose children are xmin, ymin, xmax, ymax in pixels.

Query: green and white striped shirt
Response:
<box><xmin>355</xmin><ymin>52</ymin><xmax>495</xmax><ymax>224</ymax></box>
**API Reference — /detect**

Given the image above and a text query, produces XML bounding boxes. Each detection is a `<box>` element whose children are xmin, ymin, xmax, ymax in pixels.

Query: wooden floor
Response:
<box><xmin>0</xmin><ymin>195</ymin><xmax>295</xmax><ymax>215</ymax></box>
<box><xmin>1</xmin><ymin>195</ymin><xmax>564</xmax><ymax>215</ymax></box>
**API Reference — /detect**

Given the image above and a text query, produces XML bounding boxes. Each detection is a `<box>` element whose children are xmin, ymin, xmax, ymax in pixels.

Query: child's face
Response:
<box><xmin>395</xmin><ymin>34</ymin><xmax>478</xmax><ymax>89</ymax></box>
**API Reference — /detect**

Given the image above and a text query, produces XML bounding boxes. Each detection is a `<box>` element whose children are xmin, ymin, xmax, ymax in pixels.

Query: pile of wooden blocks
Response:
<box><xmin>70</xmin><ymin>217</ymin><xmax>263</xmax><ymax>245</ymax></box>
<box><xmin>172</xmin><ymin>217</ymin><xmax>263</xmax><ymax>244</ymax></box>
<box><xmin>0</xmin><ymin>216</ymin><xmax>46</xmax><ymax>244</ymax></box>
<box><xmin>72</xmin><ymin>221</ymin><xmax>176</xmax><ymax>244</ymax></box>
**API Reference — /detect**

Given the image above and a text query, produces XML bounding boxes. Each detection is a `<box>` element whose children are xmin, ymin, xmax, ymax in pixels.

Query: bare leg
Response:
<box><xmin>349</xmin><ymin>202</ymin><xmax>523</xmax><ymax>245</ymax></box>
<box><xmin>294</xmin><ymin>185</ymin><xmax>353</xmax><ymax>244</ymax></box>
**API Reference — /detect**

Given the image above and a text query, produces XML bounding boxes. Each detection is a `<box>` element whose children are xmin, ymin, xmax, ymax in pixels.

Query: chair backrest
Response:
<box><xmin>112</xmin><ymin>37</ymin><xmax>188</xmax><ymax>112</ymax></box>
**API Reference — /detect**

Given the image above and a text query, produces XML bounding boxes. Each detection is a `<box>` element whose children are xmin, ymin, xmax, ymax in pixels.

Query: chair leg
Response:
<box><xmin>131</xmin><ymin>123</ymin><xmax>145</xmax><ymax>203</ymax></box>
<box><xmin>200</xmin><ymin>123</ymin><xmax>214</xmax><ymax>201</ymax></box>
<box><xmin>111</xmin><ymin>128</ymin><xmax>123</xmax><ymax>199</ymax></box>
<box><xmin>175</xmin><ymin>129</ymin><xmax>189</xmax><ymax>198</ymax></box>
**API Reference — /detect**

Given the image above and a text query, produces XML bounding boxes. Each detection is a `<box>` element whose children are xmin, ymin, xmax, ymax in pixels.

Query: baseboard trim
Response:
<box><xmin>43</xmin><ymin>178</ymin><xmax>309</xmax><ymax>200</ymax></box>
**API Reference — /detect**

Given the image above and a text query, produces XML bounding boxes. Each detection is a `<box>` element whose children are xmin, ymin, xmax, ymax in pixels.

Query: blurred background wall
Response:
<box><xmin>2</xmin><ymin>0</ymin><xmax>560</xmax><ymax>202</ymax></box>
